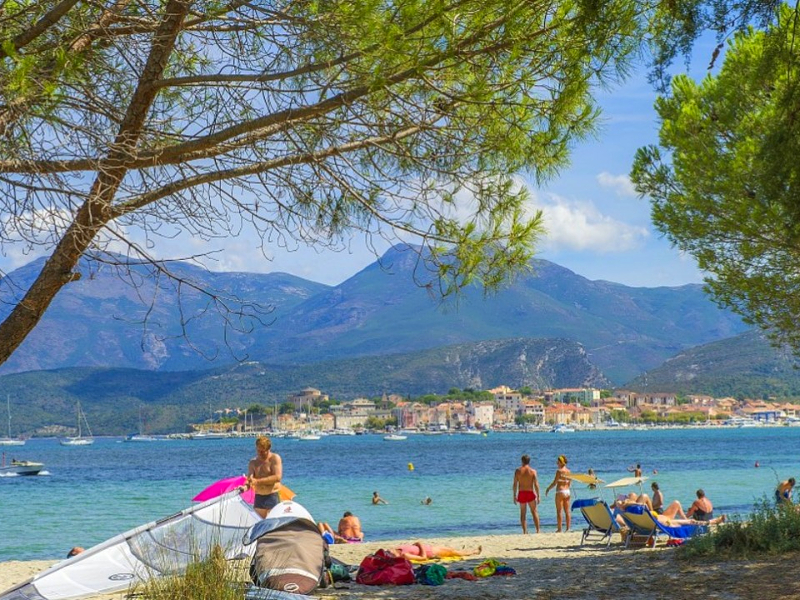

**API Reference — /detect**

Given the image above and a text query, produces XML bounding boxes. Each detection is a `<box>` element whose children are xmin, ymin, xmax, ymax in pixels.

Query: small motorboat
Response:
<box><xmin>551</xmin><ymin>423</ymin><xmax>576</xmax><ymax>433</ymax></box>
<box><xmin>383</xmin><ymin>434</ymin><xmax>407</xmax><ymax>441</ymax></box>
<box><xmin>124</xmin><ymin>434</ymin><xmax>160</xmax><ymax>442</ymax></box>
<box><xmin>0</xmin><ymin>456</ymin><xmax>44</xmax><ymax>476</ymax></box>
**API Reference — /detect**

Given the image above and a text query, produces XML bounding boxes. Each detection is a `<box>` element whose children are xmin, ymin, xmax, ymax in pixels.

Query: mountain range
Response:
<box><xmin>0</xmin><ymin>245</ymin><xmax>748</xmax><ymax>384</ymax></box>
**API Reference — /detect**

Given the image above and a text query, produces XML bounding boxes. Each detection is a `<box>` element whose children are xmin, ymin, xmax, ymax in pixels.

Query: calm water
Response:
<box><xmin>1</xmin><ymin>428</ymin><xmax>798</xmax><ymax>560</ymax></box>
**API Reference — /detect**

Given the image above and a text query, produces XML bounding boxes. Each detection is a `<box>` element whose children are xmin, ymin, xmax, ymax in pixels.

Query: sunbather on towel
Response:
<box><xmin>387</xmin><ymin>542</ymin><xmax>482</xmax><ymax>560</ymax></box>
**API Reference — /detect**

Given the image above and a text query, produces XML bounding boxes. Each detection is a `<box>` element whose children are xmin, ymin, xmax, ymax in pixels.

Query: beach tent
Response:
<box><xmin>245</xmin><ymin>501</ymin><xmax>327</xmax><ymax>595</ymax></box>
<box><xmin>0</xmin><ymin>489</ymin><xmax>258</xmax><ymax>600</ymax></box>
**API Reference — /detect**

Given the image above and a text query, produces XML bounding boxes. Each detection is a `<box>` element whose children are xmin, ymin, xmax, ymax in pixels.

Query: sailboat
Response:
<box><xmin>60</xmin><ymin>401</ymin><xmax>94</xmax><ymax>446</ymax></box>
<box><xmin>0</xmin><ymin>395</ymin><xmax>25</xmax><ymax>446</ymax></box>
<box><xmin>125</xmin><ymin>407</ymin><xmax>158</xmax><ymax>442</ymax></box>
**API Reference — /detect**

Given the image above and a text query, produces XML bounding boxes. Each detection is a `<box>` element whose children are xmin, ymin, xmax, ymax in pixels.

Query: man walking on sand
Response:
<box><xmin>247</xmin><ymin>435</ymin><xmax>283</xmax><ymax>518</ymax></box>
<box><xmin>513</xmin><ymin>454</ymin><xmax>540</xmax><ymax>533</ymax></box>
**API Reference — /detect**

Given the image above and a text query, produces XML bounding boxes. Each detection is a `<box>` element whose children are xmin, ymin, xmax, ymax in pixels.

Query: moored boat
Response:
<box><xmin>61</xmin><ymin>401</ymin><xmax>94</xmax><ymax>446</ymax></box>
<box><xmin>0</xmin><ymin>395</ymin><xmax>25</xmax><ymax>446</ymax></box>
<box><xmin>551</xmin><ymin>423</ymin><xmax>576</xmax><ymax>433</ymax></box>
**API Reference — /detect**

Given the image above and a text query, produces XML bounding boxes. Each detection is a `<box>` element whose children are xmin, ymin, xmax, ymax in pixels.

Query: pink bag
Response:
<box><xmin>355</xmin><ymin>549</ymin><xmax>415</xmax><ymax>586</ymax></box>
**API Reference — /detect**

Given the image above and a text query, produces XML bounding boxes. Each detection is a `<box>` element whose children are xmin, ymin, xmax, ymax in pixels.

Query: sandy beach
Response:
<box><xmin>3</xmin><ymin>531</ymin><xmax>800</xmax><ymax>600</ymax></box>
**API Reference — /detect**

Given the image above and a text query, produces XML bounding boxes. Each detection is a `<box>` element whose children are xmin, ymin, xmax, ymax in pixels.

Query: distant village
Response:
<box><xmin>191</xmin><ymin>386</ymin><xmax>800</xmax><ymax>434</ymax></box>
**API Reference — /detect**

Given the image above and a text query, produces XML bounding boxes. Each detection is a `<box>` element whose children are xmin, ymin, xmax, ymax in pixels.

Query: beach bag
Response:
<box><xmin>414</xmin><ymin>563</ymin><xmax>447</xmax><ymax>585</ymax></box>
<box><xmin>326</xmin><ymin>559</ymin><xmax>353</xmax><ymax>584</ymax></box>
<box><xmin>249</xmin><ymin>520</ymin><xmax>327</xmax><ymax>594</ymax></box>
<box><xmin>355</xmin><ymin>549</ymin><xmax>415</xmax><ymax>586</ymax></box>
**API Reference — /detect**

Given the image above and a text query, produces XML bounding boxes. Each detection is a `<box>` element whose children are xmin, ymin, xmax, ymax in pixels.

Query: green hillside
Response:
<box><xmin>625</xmin><ymin>330</ymin><xmax>800</xmax><ymax>399</ymax></box>
<box><xmin>0</xmin><ymin>338</ymin><xmax>605</xmax><ymax>436</ymax></box>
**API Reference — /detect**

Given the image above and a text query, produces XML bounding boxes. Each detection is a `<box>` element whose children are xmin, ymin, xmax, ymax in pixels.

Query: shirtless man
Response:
<box><xmin>513</xmin><ymin>454</ymin><xmax>540</xmax><ymax>533</ymax></box>
<box><xmin>650</xmin><ymin>482</ymin><xmax>664</xmax><ymax>512</ymax></box>
<box><xmin>545</xmin><ymin>455</ymin><xmax>571</xmax><ymax>532</ymax></box>
<box><xmin>247</xmin><ymin>435</ymin><xmax>283</xmax><ymax>518</ymax></box>
<box><xmin>686</xmin><ymin>489</ymin><xmax>714</xmax><ymax>521</ymax></box>
<box><xmin>337</xmin><ymin>511</ymin><xmax>364</xmax><ymax>542</ymax></box>
<box><xmin>776</xmin><ymin>478</ymin><xmax>795</xmax><ymax>504</ymax></box>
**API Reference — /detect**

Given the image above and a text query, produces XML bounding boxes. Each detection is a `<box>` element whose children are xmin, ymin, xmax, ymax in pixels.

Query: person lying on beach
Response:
<box><xmin>615</xmin><ymin>492</ymin><xmax>726</xmax><ymax>526</ymax></box>
<box><xmin>318</xmin><ymin>521</ymin><xmax>346</xmax><ymax>543</ymax></box>
<box><xmin>658</xmin><ymin>513</ymin><xmax>727</xmax><ymax>526</ymax></box>
<box><xmin>614</xmin><ymin>492</ymin><xmax>685</xmax><ymax>521</ymax></box>
<box><xmin>614</xmin><ymin>492</ymin><xmax>655</xmax><ymax>513</ymax></box>
<box><xmin>386</xmin><ymin>542</ymin><xmax>482</xmax><ymax>561</ymax></box>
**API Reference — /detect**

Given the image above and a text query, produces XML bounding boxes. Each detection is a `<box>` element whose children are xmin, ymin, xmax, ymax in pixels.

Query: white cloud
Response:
<box><xmin>531</xmin><ymin>192</ymin><xmax>649</xmax><ymax>253</ymax></box>
<box><xmin>596</xmin><ymin>172</ymin><xmax>637</xmax><ymax>197</ymax></box>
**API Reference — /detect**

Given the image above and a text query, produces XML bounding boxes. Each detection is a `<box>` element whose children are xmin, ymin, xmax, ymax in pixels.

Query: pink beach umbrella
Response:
<box><xmin>193</xmin><ymin>475</ymin><xmax>254</xmax><ymax>504</ymax></box>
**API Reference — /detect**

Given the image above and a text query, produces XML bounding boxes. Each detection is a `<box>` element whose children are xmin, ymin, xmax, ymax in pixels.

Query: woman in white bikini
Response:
<box><xmin>545</xmin><ymin>455</ymin><xmax>572</xmax><ymax>532</ymax></box>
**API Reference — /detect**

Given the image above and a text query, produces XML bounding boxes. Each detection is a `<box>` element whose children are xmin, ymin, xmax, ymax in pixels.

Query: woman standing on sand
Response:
<box><xmin>545</xmin><ymin>455</ymin><xmax>571</xmax><ymax>532</ymax></box>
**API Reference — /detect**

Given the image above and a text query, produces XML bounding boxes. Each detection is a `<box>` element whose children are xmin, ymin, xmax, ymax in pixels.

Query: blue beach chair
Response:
<box><xmin>571</xmin><ymin>498</ymin><xmax>622</xmax><ymax>547</ymax></box>
<box><xmin>620</xmin><ymin>504</ymin><xmax>708</xmax><ymax>549</ymax></box>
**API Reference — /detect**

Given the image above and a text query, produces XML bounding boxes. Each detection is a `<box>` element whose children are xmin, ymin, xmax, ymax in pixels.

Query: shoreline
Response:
<box><xmin>3</xmin><ymin>532</ymin><xmax>800</xmax><ymax>600</ymax></box>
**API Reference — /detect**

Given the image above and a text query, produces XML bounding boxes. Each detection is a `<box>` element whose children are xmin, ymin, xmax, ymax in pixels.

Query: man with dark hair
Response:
<box><xmin>687</xmin><ymin>489</ymin><xmax>714</xmax><ymax>521</ymax></box>
<box><xmin>513</xmin><ymin>454</ymin><xmax>540</xmax><ymax>533</ymax></box>
<box><xmin>337</xmin><ymin>511</ymin><xmax>363</xmax><ymax>542</ymax></box>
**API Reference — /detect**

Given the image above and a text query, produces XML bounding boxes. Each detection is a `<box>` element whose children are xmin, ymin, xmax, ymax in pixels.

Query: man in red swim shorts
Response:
<box><xmin>513</xmin><ymin>454</ymin><xmax>541</xmax><ymax>533</ymax></box>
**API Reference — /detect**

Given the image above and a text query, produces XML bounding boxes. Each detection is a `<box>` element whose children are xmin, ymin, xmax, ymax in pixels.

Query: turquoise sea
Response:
<box><xmin>1</xmin><ymin>427</ymin><xmax>798</xmax><ymax>561</ymax></box>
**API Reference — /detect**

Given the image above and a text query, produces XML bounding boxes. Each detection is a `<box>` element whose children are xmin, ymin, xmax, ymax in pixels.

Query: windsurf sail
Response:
<box><xmin>0</xmin><ymin>489</ymin><xmax>259</xmax><ymax>600</ymax></box>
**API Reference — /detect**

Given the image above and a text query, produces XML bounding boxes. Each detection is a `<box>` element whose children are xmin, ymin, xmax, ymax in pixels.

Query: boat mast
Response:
<box><xmin>6</xmin><ymin>394</ymin><xmax>12</xmax><ymax>438</ymax></box>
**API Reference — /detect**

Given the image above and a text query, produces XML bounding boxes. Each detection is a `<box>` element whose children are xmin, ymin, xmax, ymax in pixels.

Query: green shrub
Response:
<box><xmin>679</xmin><ymin>498</ymin><xmax>800</xmax><ymax>559</ymax></box>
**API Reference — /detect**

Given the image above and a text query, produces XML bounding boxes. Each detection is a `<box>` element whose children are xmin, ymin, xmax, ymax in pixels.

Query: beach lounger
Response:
<box><xmin>571</xmin><ymin>498</ymin><xmax>622</xmax><ymax>547</ymax></box>
<box><xmin>620</xmin><ymin>505</ymin><xmax>708</xmax><ymax>549</ymax></box>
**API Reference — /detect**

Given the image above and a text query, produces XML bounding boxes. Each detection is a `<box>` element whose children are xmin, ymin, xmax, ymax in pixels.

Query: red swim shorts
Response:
<box><xmin>517</xmin><ymin>490</ymin><xmax>537</xmax><ymax>503</ymax></box>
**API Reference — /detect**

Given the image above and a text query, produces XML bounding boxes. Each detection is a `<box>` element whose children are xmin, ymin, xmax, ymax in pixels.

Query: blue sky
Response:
<box><xmin>0</xmin><ymin>53</ymin><xmax>715</xmax><ymax>290</ymax></box>
<box><xmin>209</xmin><ymin>70</ymin><xmax>706</xmax><ymax>289</ymax></box>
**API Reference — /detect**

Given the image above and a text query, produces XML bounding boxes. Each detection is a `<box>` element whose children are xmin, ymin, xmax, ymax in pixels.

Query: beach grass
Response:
<box><xmin>134</xmin><ymin>545</ymin><xmax>249</xmax><ymax>600</ymax></box>
<box><xmin>679</xmin><ymin>498</ymin><xmax>800</xmax><ymax>558</ymax></box>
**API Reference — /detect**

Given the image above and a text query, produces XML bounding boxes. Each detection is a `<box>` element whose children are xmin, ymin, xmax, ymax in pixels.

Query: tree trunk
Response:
<box><xmin>0</xmin><ymin>0</ymin><xmax>190</xmax><ymax>366</ymax></box>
